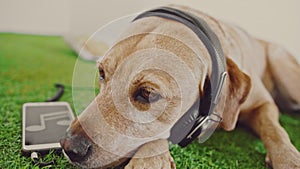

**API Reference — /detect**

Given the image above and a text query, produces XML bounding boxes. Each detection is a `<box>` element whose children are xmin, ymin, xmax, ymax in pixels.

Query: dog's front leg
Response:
<box><xmin>241</xmin><ymin>102</ymin><xmax>300</xmax><ymax>169</ymax></box>
<box><xmin>125</xmin><ymin>139</ymin><xmax>176</xmax><ymax>169</ymax></box>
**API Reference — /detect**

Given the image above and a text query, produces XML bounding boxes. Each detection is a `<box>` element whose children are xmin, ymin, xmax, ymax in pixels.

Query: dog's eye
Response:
<box><xmin>98</xmin><ymin>67</ymin><xmax>105</xmax><ymax>82</ymax></box>
<box><xmin>133</xmin><ymin>87</ymin><xmax>162</xmax><ymax>104</ymax></box>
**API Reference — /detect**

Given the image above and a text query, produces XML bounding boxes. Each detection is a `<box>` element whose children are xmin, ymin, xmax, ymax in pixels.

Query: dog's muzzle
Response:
<box><xmin>60</xmin><ymin>130</ymin><xmax>92</xmax><ymax>163</ymax></box>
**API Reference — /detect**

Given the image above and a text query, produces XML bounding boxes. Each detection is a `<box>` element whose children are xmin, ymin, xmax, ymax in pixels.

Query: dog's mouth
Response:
<box><xmin>62</xmin><ymin>145</ymin><xmax>133</xmax><ymax>169</ymax></box>
<box><xmin>72</xmin><ymin>154</ymin><xmax>131</xmax><ymax>169</ymax></box>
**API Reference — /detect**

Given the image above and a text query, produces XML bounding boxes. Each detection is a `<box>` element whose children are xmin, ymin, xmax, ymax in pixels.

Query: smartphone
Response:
<box><xmin>22</xmin><ymin>102</ymin><xmax>75</xmax><ymax>155</ymax></box>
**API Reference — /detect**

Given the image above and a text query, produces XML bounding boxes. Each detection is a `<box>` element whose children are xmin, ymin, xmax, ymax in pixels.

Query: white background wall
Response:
<box><xmin>0</xmin><ymin>0</ymin><xmax>70</xmax><ymax>35</ymax></box>
<box><xmin>0</xmin><ymin>0</ymin><xmax>299</xmax><ymax>59</ymax></box>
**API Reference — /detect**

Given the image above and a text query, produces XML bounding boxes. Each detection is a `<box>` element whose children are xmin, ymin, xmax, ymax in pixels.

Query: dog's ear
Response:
<box><xmin>220</xmin><ymin>57</ymin><xmax>251</xmax><ymax>131</ymax></box>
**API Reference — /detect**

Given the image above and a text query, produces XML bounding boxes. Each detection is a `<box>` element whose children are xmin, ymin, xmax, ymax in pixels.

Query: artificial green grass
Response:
<box><xmin>0</xmin><ymin>33</ymin><xmax>299</xmax><ymax>168</ymax></box>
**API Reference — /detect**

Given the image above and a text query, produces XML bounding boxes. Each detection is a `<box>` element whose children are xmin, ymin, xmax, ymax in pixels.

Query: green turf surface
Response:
<box><xmin>0</xmin><ymin>33</ymin><xmax>299</xmax><ymax>168</ymax></box>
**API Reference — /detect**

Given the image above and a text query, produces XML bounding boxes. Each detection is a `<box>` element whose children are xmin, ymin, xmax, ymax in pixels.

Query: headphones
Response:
<box><xmin>133</xmin><ymin>7</ymin><xmax>227</xmax><ymax>147</ymax></box>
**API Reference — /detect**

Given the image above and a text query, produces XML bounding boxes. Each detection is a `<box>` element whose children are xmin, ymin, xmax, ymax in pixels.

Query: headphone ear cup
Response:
<box><xmin>168</xmin><ymin>98</ymin><xmax>200</xmax><ymax>145</ymax></box>
<box><xmin>178</xmin><ymin>118</ymin><xmax>204</xmax><ymax>147</ymax></box>
<box><xmin>199</xmin><ymin>76</ymin><xmax>212</xmax><ymax>116</ymax></box>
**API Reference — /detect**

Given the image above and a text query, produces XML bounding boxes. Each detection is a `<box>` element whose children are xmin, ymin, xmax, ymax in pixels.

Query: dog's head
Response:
<box><xmin>60</xmin><ymin>14</ymin><xmax>251</xmax><ymax>168</ymax></box>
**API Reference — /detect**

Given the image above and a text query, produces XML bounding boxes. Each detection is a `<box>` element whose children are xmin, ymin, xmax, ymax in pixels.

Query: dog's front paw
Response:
<box><xmin>267</xmin><ymin>145</ymin><xmax>300</xmax><ymax>169</ymax></box>
<box><xmin>125</xmin><ymin>139</ymin><xmax>176</xmax><ymax>169</ymax></box>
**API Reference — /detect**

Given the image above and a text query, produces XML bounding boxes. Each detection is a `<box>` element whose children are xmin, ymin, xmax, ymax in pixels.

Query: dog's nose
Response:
<box><xmin>60</xmin><ymin>133</ymin><xmax>92</xmax><ymax>162</ymax></box>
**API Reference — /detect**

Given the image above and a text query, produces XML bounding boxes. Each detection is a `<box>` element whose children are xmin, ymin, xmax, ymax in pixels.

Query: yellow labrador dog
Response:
<box><xmin>60</xmin><ymin>5</ymin><xmax>300</xmax><ymax>169</ymax></box>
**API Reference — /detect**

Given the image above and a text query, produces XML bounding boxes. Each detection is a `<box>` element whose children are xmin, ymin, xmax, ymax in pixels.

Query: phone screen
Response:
<box><xmin>22</xmin><ymin>102</ymin><xmax>74</xmax><ymax>153</ymax></box>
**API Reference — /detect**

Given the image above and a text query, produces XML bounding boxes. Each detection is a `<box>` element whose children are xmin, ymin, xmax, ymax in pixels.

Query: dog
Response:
<box><xmin>60</xmin><ymin>5</ymin><xmax>300</xmax><ymax>169</ymax></box>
